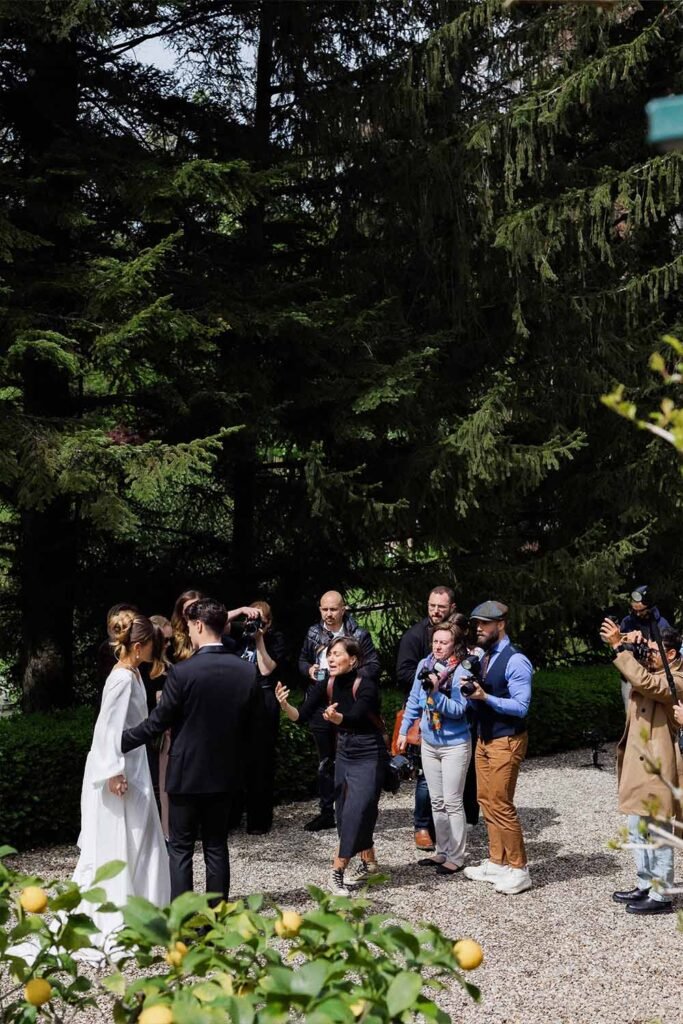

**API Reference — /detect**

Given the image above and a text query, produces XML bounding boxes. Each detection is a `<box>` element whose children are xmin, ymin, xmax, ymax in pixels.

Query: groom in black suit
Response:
<box><xmin>121</xmin><ymin>598</ymin><xmax>263</xmax><ymax>900</ymax></box>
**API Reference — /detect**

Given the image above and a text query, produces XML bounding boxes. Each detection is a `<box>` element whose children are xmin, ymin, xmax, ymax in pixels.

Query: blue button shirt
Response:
<box><xmin>478</xmin><ymin>636</ymin><xmax>532</xmax><ymax>718</ymax></box>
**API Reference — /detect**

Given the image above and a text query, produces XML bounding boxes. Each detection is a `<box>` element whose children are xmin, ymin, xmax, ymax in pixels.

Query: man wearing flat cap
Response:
<box><xmin>462</xmin><ymin>600</ymin><xmax>533</xmax><ymax>895</ymax></box>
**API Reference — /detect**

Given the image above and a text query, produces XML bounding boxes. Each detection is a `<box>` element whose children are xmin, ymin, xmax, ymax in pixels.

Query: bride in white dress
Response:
<box><xmin>73</xmin><ymin>610</ymin><xmax>171</xmax><ymax>949</ymax></box>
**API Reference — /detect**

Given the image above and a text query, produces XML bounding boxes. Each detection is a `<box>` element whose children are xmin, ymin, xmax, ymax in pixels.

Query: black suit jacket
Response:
<box><xmin>121</xmin><ymin>645</ymin><xmax>263</xmax><ymax>795</ymax></box>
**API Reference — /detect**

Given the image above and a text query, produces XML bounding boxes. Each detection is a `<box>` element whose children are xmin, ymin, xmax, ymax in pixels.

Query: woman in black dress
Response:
<box><xmin>276</xmin><ymin>636</ymin><xmax>385</xmax><ymax>895</ymax></box>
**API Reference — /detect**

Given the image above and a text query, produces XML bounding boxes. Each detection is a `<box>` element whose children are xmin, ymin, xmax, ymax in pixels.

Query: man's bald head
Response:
<box><xmin>319</xmin><ymin>591</ymin><xmax>346</xmax><ymax>630</ymax></box>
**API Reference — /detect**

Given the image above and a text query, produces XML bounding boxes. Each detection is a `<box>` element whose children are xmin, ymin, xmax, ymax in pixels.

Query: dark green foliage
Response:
<box><xmin>0</xmin><ymin>664</ymin><xmax>623</xmax><ymax>849</ymax></box>
<box><xmin>526</xmin><ymin>664</ymin><xmax>624</xmax><ymax>756</ymax></box>
<box><xmin>0</xmin><ymin>706</ymin><xmax>93</xmax><ymax>849</ymax></box>
<box><xmin>1</xmin><ymin>1</ymin><xmax>683</xmax><ymax>709</ymax></box>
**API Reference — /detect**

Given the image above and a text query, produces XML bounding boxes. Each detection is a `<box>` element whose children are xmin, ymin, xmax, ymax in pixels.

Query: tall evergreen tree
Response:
<box><xmin>0</xmin><ymin>1</ymin><xmax>258</xmax><ymax>706</ymax></box>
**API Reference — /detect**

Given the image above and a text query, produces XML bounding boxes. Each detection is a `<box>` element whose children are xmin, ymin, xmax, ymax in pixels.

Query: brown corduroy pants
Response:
<box><xmin>475</xmin><ymin>732</ymin><xmax>528</xmax><ymax>869</ymax></box>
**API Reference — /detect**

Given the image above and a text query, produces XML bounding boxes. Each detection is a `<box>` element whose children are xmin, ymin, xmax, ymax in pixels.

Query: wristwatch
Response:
<box><xmin>613</xmin><ymin>644</ymin><xmax>627</xmax><ymax>655</ymax></box>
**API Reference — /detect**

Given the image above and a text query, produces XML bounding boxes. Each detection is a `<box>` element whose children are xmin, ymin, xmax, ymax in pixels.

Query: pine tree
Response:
<box><xmin>0</xmin><ymin>1</ymin><xmax>259</xmax><ymax>707</ymax></box>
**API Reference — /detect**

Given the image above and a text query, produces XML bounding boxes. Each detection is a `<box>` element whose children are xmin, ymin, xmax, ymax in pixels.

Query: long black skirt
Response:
<box><xmin>334</xmin><ymin>732</ymin><xmax>385</xmax><ymax>859</ymax></box>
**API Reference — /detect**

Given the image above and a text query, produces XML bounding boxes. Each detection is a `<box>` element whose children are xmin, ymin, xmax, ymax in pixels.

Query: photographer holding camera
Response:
<box><xmin>461</xmin><ymin>601</ymin><xmax>533</xmax><ymax>896</ymax></box>
<box><xmin>600</xmin><ymin>616</ymin><xmax>683</xmax><ymax>915</ymax></box>
<box><xmin>618</xmin><ymin>585</ymin><xmax>671</xmax><ymax>709</ymax></box>
<box><xmin>396</xmin><ymin>586</ymin><xmax>455</xmax><ymax>851</ymax></box>
<box><xmin>397</xmin><ymin>617</ymin><xmax>471</xmax><ymax>875</ymax></box>
<box><xmin>233</xmin><ymin>600</ymin><xmax>286</xmax><ymax>834</ymax></box>
<box><xmin>298</xmin><ymin>591</ymin><xmax>380</xmax><ymax>832</ymax></box>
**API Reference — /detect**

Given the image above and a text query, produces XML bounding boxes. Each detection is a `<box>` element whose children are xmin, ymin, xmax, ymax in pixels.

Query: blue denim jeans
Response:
<box><xmin>627</xmin><ymin>814</ymin><xmax>674</xmax><ymax>902</ymax></box>
<box><xmin>414</xmin><ymin>772</ymin><xmax>435</xmax><ymax>834</ymax></box>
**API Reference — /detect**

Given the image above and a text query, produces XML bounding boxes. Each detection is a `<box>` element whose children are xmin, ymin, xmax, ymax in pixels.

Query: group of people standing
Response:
<box><xmin>76</xmin><ymin>582</ymin><xmax>536</xmax><ymax>936</ymax></box>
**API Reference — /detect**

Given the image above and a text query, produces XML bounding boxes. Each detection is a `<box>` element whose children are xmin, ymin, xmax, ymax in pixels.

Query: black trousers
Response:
<box><xmin>246</xmin><ymin>686</ymin><xmax>280</xmax><ymax>831</ymax></box>
<box><xmin>228</xmin><ymin>687</ymin><xmax>281</xmax><ymax>832</ymax></box>
<box><xmin>463</xmin><ymin>736</ymin><xmax>480</xmax><ymax>826</ymax></box>
<box><xmin>168</xmin><ymin>792</ymin><xmax>231</xmax><ymax>901</ymax></box>
<box><xmin>310</xmin><ymin>712</ymin><xmax>337</xmax><ymax>815</ymax></box>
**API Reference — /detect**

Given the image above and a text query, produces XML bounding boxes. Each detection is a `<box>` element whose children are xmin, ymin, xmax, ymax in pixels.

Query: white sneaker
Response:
<box><xmin>494</xmin><ymin>866</ymin><xmax>532</xmax><ymax>895</ymax></box>
<box><xmin>463</xmin><ymin>860</ymin><xmax>509</xmax><ymax>884</ymax></box>
<box><xmin>329</xmin><ymin>868</ymin><xmax>350</xmax><ymax>896</ymax></box>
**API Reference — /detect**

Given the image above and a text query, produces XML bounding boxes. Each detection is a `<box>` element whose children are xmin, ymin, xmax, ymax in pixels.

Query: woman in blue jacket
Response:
<box><xmin>397</xmin><ymin>616</ymin><xmax>471</xmax><ymax>875</ymax></box>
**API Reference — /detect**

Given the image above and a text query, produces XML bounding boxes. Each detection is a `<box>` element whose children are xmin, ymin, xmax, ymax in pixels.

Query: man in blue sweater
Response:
<box><xmin>462</xmin><ymin>601</ymin><xmax>533</xmax><ymax>895</ymax></box>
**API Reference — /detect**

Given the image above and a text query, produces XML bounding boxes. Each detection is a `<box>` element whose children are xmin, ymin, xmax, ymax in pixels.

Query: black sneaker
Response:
<box><xmin>304</xmin><ymin>812</ymin><xmax>336</xmax><ymax>832</ymax></box>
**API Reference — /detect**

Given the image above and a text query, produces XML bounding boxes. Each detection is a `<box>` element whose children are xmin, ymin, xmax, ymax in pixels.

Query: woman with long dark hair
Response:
<box><xmin>397</xmin><ymin>616</ymin><xmax>470</xmax><ymax>876</ymax></box>
<box><xmin>276</xmin><ymin>636</ymin><xmax>385</xmax><ymax>895</ymax></box>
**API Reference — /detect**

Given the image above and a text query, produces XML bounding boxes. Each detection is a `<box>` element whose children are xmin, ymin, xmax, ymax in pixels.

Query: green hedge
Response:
<box><xmin>0</xmin><ymin>707</ymin><xmax>94</xmax><ymax>851</ymax></box>
<box><xmin>0</xmin><ymin>663</ymin><xmax>623</xmax><ymax>849</ymax></box>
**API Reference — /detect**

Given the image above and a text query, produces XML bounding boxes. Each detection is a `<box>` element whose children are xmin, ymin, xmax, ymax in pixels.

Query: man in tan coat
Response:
<box><xmin>600</xmin><ymin>618</ymin><xmax>683</xmax><ymax>915</ymax></box>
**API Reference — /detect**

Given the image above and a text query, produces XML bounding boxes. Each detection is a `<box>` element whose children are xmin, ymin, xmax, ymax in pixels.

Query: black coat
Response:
<box><xmin>395</xmin><ymin>618</ymin><xmax>432</xmax><ymax>693</ymax></box>
<box><xmin>298</xmin><ymin>614</ymin><xmax>380</xmax><ymax>684</ymax></box>
<box><xmin>121</xmin><ymin>644</ymin><xmax>264</xmax><ymax>795</ymax></box>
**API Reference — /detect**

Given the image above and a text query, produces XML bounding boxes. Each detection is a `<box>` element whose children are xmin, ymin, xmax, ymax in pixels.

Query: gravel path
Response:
<box><xmin>11</xmin><ymin>745</ymin><xmax>682</xmax><ymax>1024</ymax></box>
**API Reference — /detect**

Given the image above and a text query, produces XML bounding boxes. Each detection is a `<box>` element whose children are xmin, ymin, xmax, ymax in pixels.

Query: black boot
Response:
<box><xmin>304</xmin><ymin>811</ymin><xmax>336</xmax><ymax>832</ymax></box>
<box><xmin>626</xmin><ymin>897</ymin><xmax>673</xmax><ymax>915</ymax></box>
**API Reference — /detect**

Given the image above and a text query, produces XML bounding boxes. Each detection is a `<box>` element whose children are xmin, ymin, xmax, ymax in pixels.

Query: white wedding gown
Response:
<box><xmin>73</xmin><ymin>665</ymin><xmax>170</xmax><ymax>949</ymax></box>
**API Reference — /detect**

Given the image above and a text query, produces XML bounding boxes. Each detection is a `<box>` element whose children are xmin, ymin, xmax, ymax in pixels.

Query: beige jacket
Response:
<box><xmin>614</xmin><ymin>650</ymin><xmax>683</xmax><ymax>817</ymax></box>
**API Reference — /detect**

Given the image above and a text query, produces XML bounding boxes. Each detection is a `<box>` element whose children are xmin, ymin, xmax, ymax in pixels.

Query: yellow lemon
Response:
<box><xmin>274</xmin><ymin>911</ymin><xmax>303</xmax><ymax>938</ymax></box>
<box><xmin>452</xmin><ymin>939</ymin><xmax>483</xmax><ymax>971</ymax></box>
<box><xmin>164</xmin><ymin>941</ymin><xmax>188</xmax><ymax>967</ymax></box>
<box><xmin>24</xmin><ymin>979</ymin><xmax>52</xmax><ymax>1006</ymax></box>
<box><xmin>139</xmin><ymin>1006</ymin><xmax>174</xmax><ymax>1024</ymax></box>
<box><xmin>20</xmin><ymin>887</ymin><xmax>48</xmax><ymax>914</ymax></box>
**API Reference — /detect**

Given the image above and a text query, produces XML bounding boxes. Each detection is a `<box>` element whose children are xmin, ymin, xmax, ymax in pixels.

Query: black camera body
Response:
<box><xmin>384</xmin><ymin>753</ymin><xmax>415</xmax><ymax>794</ymax></box>
<box><xmin>604</xmin><ymin>614</ymin><xmax>650</xmax><ymax>662</ymax></box>
<box><xmin>243</xmin><ymin>614</ymin><xmax>264</xmax><ymax>637</ymax></box>
<box><xmin>622</xmin><ymin>640</ymin><xmax>651</xmax><ymax>662</ymax></box>
<box><xmin>460</xmin><ymin>654</ymin><xmax>482</xmax><ymax>697</ymax></box>
<box><xmin>418</xmin><ymin>659</ymin><xmax>448</xmax><ymax>692</ymax></box>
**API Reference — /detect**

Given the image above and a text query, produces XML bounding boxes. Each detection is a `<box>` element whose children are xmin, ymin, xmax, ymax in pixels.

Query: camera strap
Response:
<box><xmin>649</xmin><ymin>618</ymin><xmax>683</xmax><ymax>755</ymax></box>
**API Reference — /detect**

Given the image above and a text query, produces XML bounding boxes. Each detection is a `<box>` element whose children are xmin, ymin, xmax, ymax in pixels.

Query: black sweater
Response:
<box><xmin>295</xmin><ymin>670</ymin><xmax>382</xmax><ymax>734</ymax></box>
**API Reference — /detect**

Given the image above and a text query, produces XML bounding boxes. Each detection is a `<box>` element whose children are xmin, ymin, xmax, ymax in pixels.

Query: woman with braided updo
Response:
<box><xmin>73</xmin><ymin>610</ymin><xmax>170</xmax><ymax>952</ymax></box>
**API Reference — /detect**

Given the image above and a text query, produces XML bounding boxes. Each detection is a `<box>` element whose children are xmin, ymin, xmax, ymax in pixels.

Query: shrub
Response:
<box><xmin>0</xmin><ymin>707</ymin><xmax>93</xmax><ymax>850</ymax></box>
<box><xmin>0</xmin><ymin>851</ymin><xmax>482</xmax><ymax>1024</ymax></box>
<box><xmin>0</xmin><ymin>664</ymin><xmax>623</xmax><ymax>849</ymax></box>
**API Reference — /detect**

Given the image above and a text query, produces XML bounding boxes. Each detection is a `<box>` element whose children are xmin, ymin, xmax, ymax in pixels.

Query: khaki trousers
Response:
<box><xmin>475</xmin><ymin>733</ymin><xmax>528</xmax><ymax>869</ymax></box>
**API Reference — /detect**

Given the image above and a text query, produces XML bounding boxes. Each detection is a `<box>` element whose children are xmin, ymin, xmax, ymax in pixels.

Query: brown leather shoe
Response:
<box><xmin>415</xmin><ymin>829</ymin><xmax>435</xmax><ymax>851</ymax></box>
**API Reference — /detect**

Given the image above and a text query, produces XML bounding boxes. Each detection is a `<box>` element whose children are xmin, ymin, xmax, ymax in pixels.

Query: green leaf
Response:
<box><xmin>49</xmin><ymin>885</ymin><xmax>82</xmax><ymax>911</ymax></box>
<box><xmin>167</xmin><ymin>891</ymin><xmax>211</xmax><ymax>931</ymax></box>
<box><xmin>290</xmin><ymin>960</ymin><xmax>330</xmax><ymax>998</ymax></box>
<box><xmin>101</xmin><ymin>973</ymin><xmax>126</xmax><ymax>997</ymax></box>
<box><xmin>247</xmin><ymin>893</ymin><xmax>264</xmax><ymax>912</ymax></box>
<box><xmin>93</xmin><ymin>860</ymin><xmax>126</xmax><ymax>884</ymax></box>
<box><xmin>0</xmin><ymin>846</ymin><xmax>17</xmax><ymax>859</ymax></box>
<box><xmin>81</xmin><ymin>887</ymin><xmax>108</xmax><ymax>904</ymax></box>
<box><xmin>386</xmin><ymin>972</ymin><xmax>423</xmax><ymax>1017</ymax></box>
<box><xmin>122</xmin><ymin>896</ymin><xmax>171</xmax><ymax>944</ymax></box>
<box><xmin>307</xmin><ymin>998</ymin><xmax>353</xmax><ymax>1024</ymax></box>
